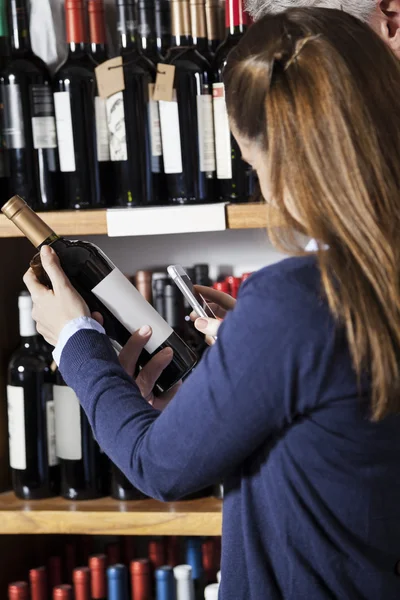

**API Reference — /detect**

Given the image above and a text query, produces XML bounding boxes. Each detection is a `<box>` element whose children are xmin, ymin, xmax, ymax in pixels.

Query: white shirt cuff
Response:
<box><xmin>53</xmin><ymin>316</ymin><xmax>106</xmax><ymax>366</ymax></box>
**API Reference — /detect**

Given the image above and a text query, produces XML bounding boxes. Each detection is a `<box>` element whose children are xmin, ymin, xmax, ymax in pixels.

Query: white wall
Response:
<box><xmin>81</xmin><ymin>228</ymin><xmax>287</xmax><ymax>281</ymax></box>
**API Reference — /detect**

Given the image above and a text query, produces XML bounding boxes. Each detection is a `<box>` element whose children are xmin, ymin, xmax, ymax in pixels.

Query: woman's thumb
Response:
<box><xmin>194</xmin><ymin>317</ymin><xmax>220</xmax><ymax>338</ymax></box>
<box><xmin>40</xmin><ymin>246</ymin><xmax>69</xmax><ymax>291</ymax></box>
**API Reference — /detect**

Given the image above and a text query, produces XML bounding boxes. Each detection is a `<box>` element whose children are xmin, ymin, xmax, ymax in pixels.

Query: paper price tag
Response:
<box><xmin>95</xmin><ymin>57</ymin><xmax>125</xmax><ymax>99</ymax></box>
<box><xmin>153</xmin><ymin>64</ymin><xmax>175</xmax><ymax>102</ymax></box>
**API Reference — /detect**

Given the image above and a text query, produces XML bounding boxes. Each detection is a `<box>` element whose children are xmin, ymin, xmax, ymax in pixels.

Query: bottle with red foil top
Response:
<box><xmin>89</xmin><ymin>554</ymin><xmax>107</xmax><ymax>600</ymax></box>
<box><xmin>53</xmin><ymin>585</ymin><xmax>73</xmax><ymax>600</ymax></box>
<box><xmin>202</xmin><ymin>539</ymin><xmax>218</xmax><ymax>584</ymax></box>
<box><xmin>73</xmin><ymin>567</ymin><xmax>91</xmax><ymax>600</ymax></box>
<box><xmin>212</xmin><ymin>0</ymin><xmax>255</xmax><ymax>203</ymax></box>
<box><xmin>53</xmin><ymin>0</ymin><xmax>104</xmax><ymax>209</ymax></box>
<box><xmin>29</xmin><ymin>567</ymin><xmax>47</xmax><ymax>600</ymax></box>
<box><xmin>149</xmin><ymin>539</ymin><xmax>166</xmax><ymax>572</ymax></box>
<box><xmin>130</xmin><ymin>559</ymin><xmax>152</xmax><ymax>600</ymax></box>
<box><xmin>8</xmin><ymin>582</ymin><xmax>29</xmax><ymax>600</ymax></box>
<box><xmin>226</xmin><ymin>275</ymin><xmax>241</xmax><ymax>299</ymax></box>
<box><xmin>88</xmin><ymin>0</ymin><xmax>108</xmax><ymax>64</ymax></box>
<box><xmin>213</xmin><ymin>281</ymin><xmax>230</xmax><ymax>294</ymax></box>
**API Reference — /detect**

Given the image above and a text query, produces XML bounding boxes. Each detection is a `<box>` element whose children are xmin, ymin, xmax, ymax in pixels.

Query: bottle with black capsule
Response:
<box><xmin>2</xmin><ymin>196</ymin><xmax>197</xmax><ymax>394</ymax></box>
<box><xmin>0</xmin><ymin>0</ymin><xmax>59</xmax><ymax>210</ymax></box>
<box><xmin>7</xmin><ymin>291</ymin><xmax>59</xmax><ymax>499</ymax></box>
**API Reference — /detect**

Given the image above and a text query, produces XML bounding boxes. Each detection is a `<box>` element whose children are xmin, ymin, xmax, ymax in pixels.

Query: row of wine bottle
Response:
<box><xmin>7</xmin><ymin>534</ymin><xmax>221</xmax><ymax>599</ymax></box>
<box><xmin>7</xmin><ymin>265</ymin><xmax>250</xmax><ymax>501</ymax></box>
<box><xmin>0</xmin><ymin>0</ymin><xmax>254</xmax><ymax>212</ymax></box>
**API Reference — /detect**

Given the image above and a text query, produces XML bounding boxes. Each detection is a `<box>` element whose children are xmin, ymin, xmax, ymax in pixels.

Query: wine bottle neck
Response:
<box><xmin>1</xmin><ymin>196</ymin><xmax>59</xmax><ymax>248</ymax></box>
<box><xmin>137</xmin><ymin>3</ymin><xmax>158</xmax><ymax>57</ymax></box>
<box><xmin>117</xmin><ymin>2</ymin><xmax>139</xmax><ymax>51</ymax></box>
<box><xmin>155</xmin><ymin>0</ymin><xmax>171</xmax><ymax>54</ymax></box>
<box><xmin>90</xmin><ymin>42</ymin><xmax>108</xmax><ymax>64</ymax></box>
<box><xmin>190</xmin><ymin>0</ymin><xmax>207</xmax><ymax>44</ymax></box>
<box><xmin>18</xmin><ymin>293</ymin><xmax>37</xmax><ymax>338</ymax></box>
<box><xmin>225</xmin><ymin>0</ymin><xmax>248</xmax><ymax>36</ymax></box>
<box><xmin>88</xmin><ymin>0</ymin><xmax>107</xmax><ymax>46</ymax></box>
<box><xmin>68</xmin><ymin>42</ymin><xmax>88</xmax><ymax>59</ymax></box>
<box><xmin>205</xmin><ymin>0</ymin><xmax>220</xmax><ymax>44</ymax></box>
<box><xmin>9</xmin><ymin>0</ymin><xmax>31</xmax><ymax>54</ymax></box>
<box><xmin>171</xmin><ymin>0</ymin><xmax>192</xmax><ymax>44</ymax></box>
<box><xmin>65</xmin><ymin>1</ymin><xmax>88</xmax><ymax>46</ymax></box>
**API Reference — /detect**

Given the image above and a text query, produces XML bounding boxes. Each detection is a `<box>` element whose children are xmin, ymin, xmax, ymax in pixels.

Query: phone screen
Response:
<box><xmin>168</xmin><ymin>265</ymin><xmax>217</xmax><ymax>319</ymax></box>
<box><xmin>180</xmin><ymin>273</ymin><xmax>216</xmax><ymax>318</ymax></box>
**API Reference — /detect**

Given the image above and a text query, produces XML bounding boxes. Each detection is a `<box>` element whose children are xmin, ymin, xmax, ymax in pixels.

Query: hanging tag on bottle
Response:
<box><xmin>153</xmin><ymin>64</ymin><xmax>175</xmax><ymax>102</ymax></box>
<box><xmin>95</xmin><ymin>57</ymin><xmax>125</xmax><ymax>99</ymax></box>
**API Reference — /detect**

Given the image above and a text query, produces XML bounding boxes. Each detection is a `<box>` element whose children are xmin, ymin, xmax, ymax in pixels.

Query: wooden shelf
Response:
<box><xmin>0</xmin><ymin>203</ymin><xmax>280</xmax><ymax>238</ymax></box>
<box><xmin>0</xmin><ymin>492</ymin><xmax>222</xmax><ymax>535</ymax></box>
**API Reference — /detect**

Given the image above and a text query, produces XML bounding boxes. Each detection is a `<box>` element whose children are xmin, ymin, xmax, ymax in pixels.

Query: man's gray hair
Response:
<box><xmin>246</xmin><ymin>0</ymin><xmax>377</xmax><ymax>23</ymax></box>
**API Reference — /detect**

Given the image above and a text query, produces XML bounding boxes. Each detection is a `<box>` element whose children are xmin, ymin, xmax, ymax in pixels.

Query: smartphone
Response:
<box><xmin>167</xmin><ymin>265</ymin><xmax>217</xmax><ymax>320</ymax></box>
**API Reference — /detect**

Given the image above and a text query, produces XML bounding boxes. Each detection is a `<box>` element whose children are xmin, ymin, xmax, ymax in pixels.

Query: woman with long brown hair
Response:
<box><xmin>23</xmin><ymin>7</ymin><xmax>400</xmax><ymax>599</ymax></box>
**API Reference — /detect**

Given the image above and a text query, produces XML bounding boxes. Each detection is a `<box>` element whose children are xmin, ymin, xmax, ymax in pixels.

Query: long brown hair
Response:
<box><xmin>224</xmin><ymin>8</ymin><xmax>400</xmax><ymax>421</ymax></box>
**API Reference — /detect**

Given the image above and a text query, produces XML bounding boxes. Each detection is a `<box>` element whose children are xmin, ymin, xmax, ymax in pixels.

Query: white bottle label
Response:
<box><xmin>31</xmin><ymin>85</ymin><xmax>57</xmax><ymax>149</ymax></box>
<box><xmin>159</xmin><ymin>91</ymin><xmax>183</xmax><ymax>174</ymax></box>
<box><xmin>7</xmin><ymin>386</ymin><xmax>26</xmax><ymax>470</ymax></box>
<box><xmin>149</xmin><ymin>98</ymin><xmax>162</xmax><ymax>158</ymax></box>
<box><xmin>45</xmin><ymin>399</ymin><xmax>58</xmax><ymax>467</ymax></box>
<box><xmin>106</xmin><ymin>91</ymin><xmax>128</xmax><ymax>161</ymax></box>
<box><xmin>197</xmin><ymin>93</ymin><xmax>216</xmax><ymax>173</ymax></box>
<box><xmin>54</xmin><ymin>91</ymin><xmax>76</xmax><ymax>172</ymax></box>
<box><xmin>212</xmin><ymin>83</ymin><xmax>232</xmax><ymax>180</ymax></box>
<box><xmin>3</xmin><ymin>84</ymin><xmax>25</xmax><ymax>149</ymax></box>
<box><xmin>54</xmin><ymin>385</ymin><xmax>82</xmax><ymax>461</ymax></box>
<box><xmin>95</xmin><ymin>96</ymin><xmax>111</xmax><ymax>162</ymax></box>
<box><xmin>92</xmin><ymin>268</ymin><xmax>173</xmax><ymax>354</ymax></box>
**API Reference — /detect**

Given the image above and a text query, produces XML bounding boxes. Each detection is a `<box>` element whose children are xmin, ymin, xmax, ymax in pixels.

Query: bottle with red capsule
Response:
<box><xmin>8</xmin><ymin>582</ymin><xmax>28</xmax><ymax>600</ymax></box>
<box><xmin>53</xmin><ymin>585</ymin><xmax>73</xmax><ymax>600</ymax></box>
<box><xmin>241</xmin><ymin>272</ymin><xmax>252</xmax><ymax>283</ymax></box>
<box><xmin>226</xmin><ymin>276</ymin><xmax>241</xmax><ymax>299</ymax></box>
<box><xmin>29</xmin><ymin>567</ymin><xmax>47</xmax><ymax>600</ymax></box>
<box><xmin>89</xmin><ymin>554</ymin><xmax>107</xmax><ymax>600</ymax></box>
<box><xmin>212</xmin><ymin>281</ymin><xmax>230</xmax><ymax>294</ymax></box>
<box><xmin>130</xmin><ymin>559</ymin><xmax>151</xmax><ymax>600</ymax></box>
<box><xmin>73</xmin><ymin>567</ymin><xmax>91</xmax><ymax>600</ymax></box>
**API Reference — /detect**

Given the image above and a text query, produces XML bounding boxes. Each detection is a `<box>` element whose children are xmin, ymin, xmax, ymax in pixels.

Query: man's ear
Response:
<box><xmin>374</xmin><ymin>0</ymin><xmax>400</xmax><ymax>57</ymax></box>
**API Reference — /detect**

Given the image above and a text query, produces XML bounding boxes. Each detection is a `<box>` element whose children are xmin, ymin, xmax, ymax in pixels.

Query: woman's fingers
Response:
<box><xmin>40</xmin><ymin>246</ymin><xmax>71</xmax><ymax>294</ymax></box>
<box><xmin>194</xmin><ymin>285</ymin><xmax>236</xmax><ymax>311</ymax></box>
<box><xmin>119</xmin><ymin>326</ymin><xmax>152</xmax><ymax>377</ymax></box>
<box><xmin>189</xmin><ymin>302</ymin><xmax>224</xmax><ymax>322</ymax></box>
<box><xmin>194</xmin><ymin>317</ymin><xmax>221</xmax><ymax>342</ymax></box>
<box><xmin>136</xmin><ymin>348</ymin><xmax>174</xmax><ymax>399</ymax></box>
<box><xmin>91</xmin><ymin>311</ymin><xmax>104</xmax><ymax>326</ymax></box>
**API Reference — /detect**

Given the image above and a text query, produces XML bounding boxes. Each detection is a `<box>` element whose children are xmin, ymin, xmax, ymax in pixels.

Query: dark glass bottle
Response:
<box><xmin>53</xmin><ymin>0</ymin><xmax>103</xmax><ymax>209</ymax></box>
<box><xmin>7</xmin><ymin>291</ymin><xmax>59</xmax><ymax>499</ymax></box>
<box><xmin>190</xmin><ymin>0</ymin><xmax>213</xmax><ymax>63</ymax></box>
<box><xmin>155</xmin><ymin>567</ymin><xmax>176</xmax><ymax>600</ymax></box>
<box><xmin>88</xmin><ymin>0</ymin><xmax>117</xmax><ymax>207</ymax></box>
<box><xmin>0</xmin><ymin>0</ymin><xmax>58</xmax><ymax>211</ymax></box>
<box><xmin>212</xmin><ymin>0</ymin><xmax>255</xmax><ymax>203</ymax></box>
<box><xmin>159</xmin><ymin>0</ymin><xmax>216</xmax><ymax>204</ymax></box>
<box><xmin>0</xmin><ymin>0</ymin><xmax>10</xmax><ymax>203</ymax></box>
<box><xmin>107</xmin><ymin>565</ymin><xmax>129</xmax><ymax>600</ymax></box>
<box><xmin>205</xmin><ymin>0</ymin><xmax>222</xmax><ymax>56</ymax></box>
<box><xmin>110</xmin><ymin>463</ymin><xmax>146</xmax><ymax>501</ymax></box>
<box><xmin>155</xmin><ymin>0</ymin><xmax>172</xmax><ymax>58</ymax></box>
<box><xmin>137</xmin><ymin>0</ymin><xmax>162</xmax><ymax>64</ymax></box>
<box><xmin>111</xmin><ymin>0</ymin><xmax>162</xmax><ymax>207</ymax></box>
<box><xmin>185</xmin><ymin>538</ymin><xmax>206</xmax><ymax>600</ymax></box>
<box><xmin>53</xmin><ymin>370</ymin><xmax>108</xmax><ymax>500</ymax></box>
<box><xmin>3</xmin><ymin>196</ymin><xmax>198</xmax><ymax>394</ymax></box>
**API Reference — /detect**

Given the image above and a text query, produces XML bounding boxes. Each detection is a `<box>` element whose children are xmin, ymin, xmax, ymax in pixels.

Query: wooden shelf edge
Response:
<box><xmin>0</xmin><ymin>203</ymin><xmax>279</xmax><ymax>238</ymax></box>
<box><xmin>0</xmin><ymin>493</ymin><xmax>222</xmax><ymax>535</ymax></box>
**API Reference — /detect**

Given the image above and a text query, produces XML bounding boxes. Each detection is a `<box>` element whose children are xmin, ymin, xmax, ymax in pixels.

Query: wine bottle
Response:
<box><xmin>88</xmin><ymin>0</ymin><xmax>116</xmax><ymax>207</ymax></box>
<box><xmin>135</xmin><ymin>270</ymin><xmax>153</xmax><ymax>303</ymax></box>
<box><xmin>174</xmin><ymin>565</ymin><xmax>195</xmax><ymax>600</ymax></box>
<box><xmin>53</xmin><ymin>0</ymin><xmax>103</xmax><ymax>209</ymax></box>
<box><xmin>149</xmin><ymin>538</ymin><xmax>167</xmax><ymax>572</ymax></box>
<box><xmin>2</xmin><ymin>196</ymin><xmax>198</xmax><ymax>393</ymax></box>
<box><xmin>137</xmin><ymin>0</ymin><xmax>162</xmax><ymax>64</ymax></box>
<box><xmin>226</xmin><ymin>275</ymin><xmax>241</xmax><ymax>299</ymax></box>
<box><xmin>0</xmin><ymin>0</ymin><xmax>10</xmax><ymax>203</ymax></box>
<box><xmin>53</xmin><ymin>585</ymin><xmax>73</xmax><ymax>600</ymax></box>
<box><xmin>8</xmin><ymin>582</ymin><xmax>29</xmax><ymax>600</ymax></box>
<box><xmin>204</xmin><ymin>584</ymin><xmax>219</xmax><ymax>600</ymax></box>
<box><xmin>7</xmin><ymin>291</ymin><xmax>59</xmax><ymax>499</ymax></box>
<box><xmin>155</xmin><ymin>567</ymin><xmax>176</xmax><ymax>600</ymax></box>
<box><xmin>29</xmin><ymin>567</ymin><xmax>47</xmax><ymax>600</ymax></box>
<box><xmin>212</xmin><ymin>0</ymin><xmax>254</xmax><ymax>203</ymax></box>
<box><xmin>190</xmin><ymin>0</ymin><xmax>212</xmax><ymax>63</ymax></box>
<box><xmin>111</xmin><ymin>463</ymin><xmax>146</xmax><ymax>501</ymax></box>
<box><xmin>159</xmin><ymin>0</ymin><xmax>216</xmax><ymax>204</ymax></box>
<box><xmin>152</xmin><ymin>272</ymin><xmax>170</xmax><ymax>317</ymax></box>
<box><xmin>193</xmin><ymin>264</ymin><xmax>211</xmax><ymax>286</ymax></box>
<box><xmin>164</xmin><ymin>283</ymin><xmax>186</xmax><ymax>338</ymax></box>
<box><xmin>185</xmin><ymin>538</ymin><xmax>205</xmax><ymax>600</ymax></box>
<box><xmin>110</xmin><ymin>0</ymin><xmax>162</xmax><ymax>207</ymax></box>
<box><xmin>48</xmin><ymin>556</ymin><xmax>63</xmax><ymax>592</ymax></box>
<box><xmin>53</xmin><ymin>371</ymin><xmax>108</xmax><ymax>500</ymax></box>
<box><xmin>73</xmin><ymin>567</ymin><xmax>91</xmax><ymax>600</ymax></box>
<box><xmin>0</xmin><ymin>0</ymin><xmax>59</xmax><ymax>211</ymax></box>
<box><xmin>155</xmin><ymin>0</ymin><xmax>172</xmax><ymax>58</ymax></box>
<box><xmin>205</xmin><ymin>0</ymin><xmax>221</xmax><ymax>56</ymax></box>
<box><xmin>89</xmin><ymin>554</ymin><xmax>107</xmax><ymax>600</ymax></box>
<box><xmin>201</xmin><ymin>539</ymin><xmax>217</xmax><ymax>585</ymax></box>
<box><xmin>107</xmin><ymin>565</ymin><xmax>129</xmax><ymax>600</ymax></box>
<box><xmin>130</xmin><ymin>559</ymin><xmax>151</xmax><ymax>600</ymax></box>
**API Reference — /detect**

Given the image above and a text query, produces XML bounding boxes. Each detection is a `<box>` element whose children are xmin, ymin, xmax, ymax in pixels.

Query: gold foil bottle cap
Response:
<box><xmin>1</xmin><ymin>195</ymin><xmax>27</xmax><ymax>220</ymax></box>
<box><xmin>2</xmin><ymin>195</ymin><xmax>56</xmax><ymax>248</ymax></box>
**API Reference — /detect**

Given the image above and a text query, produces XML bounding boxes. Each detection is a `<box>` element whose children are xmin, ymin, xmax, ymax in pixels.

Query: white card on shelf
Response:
<box><xmin>106</xmin><ymin>203</ymin><xmax>227</xmax><ymax>237</ymax></box>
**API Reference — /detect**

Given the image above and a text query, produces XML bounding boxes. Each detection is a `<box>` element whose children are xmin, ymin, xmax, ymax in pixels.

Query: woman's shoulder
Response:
<box><xmin>242</xmin><ymin>255</ymin><xmax>322</xmax><ymax>303</ymax></box>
